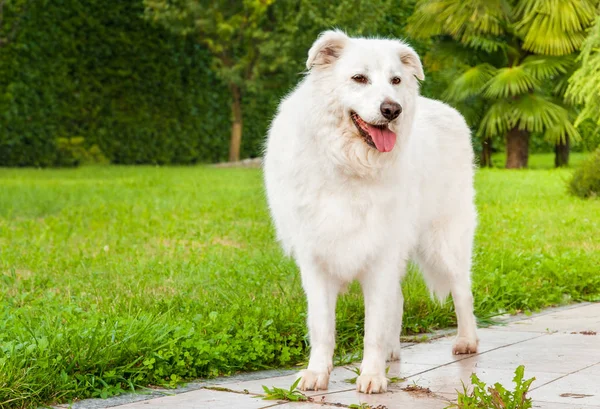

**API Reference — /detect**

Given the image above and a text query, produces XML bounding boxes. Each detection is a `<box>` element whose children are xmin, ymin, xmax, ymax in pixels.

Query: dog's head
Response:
<box><xmin>306</xmin><ymin>30</ymin><xmax>424</xmax><ymax>174</ymax></box>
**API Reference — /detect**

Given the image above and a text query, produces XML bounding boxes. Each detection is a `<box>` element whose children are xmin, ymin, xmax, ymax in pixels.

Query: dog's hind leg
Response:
<box><xmin>415</xmin><ymin>217</ymin><xmax>479</xmax><ymax>354</ymax></box>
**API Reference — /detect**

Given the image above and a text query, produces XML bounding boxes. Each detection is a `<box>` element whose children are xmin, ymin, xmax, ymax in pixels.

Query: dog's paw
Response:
<box><xmin>452</xmin><ymin>336</ymin><xmax>479</xmax><ymax>355</ymax></box>
<box><xmin>386</xmin><ymin>342</ymin><xmax>401</xmax><ymax>361</ymax></box>
<box><xmin>356</xmin><ymin>373</ymin><xmax>388</xmax><ymax>394</ymax></box>
<box><xmin>297</xmin><ymin>369</ymin><xmax>329</xmax><ymax>391</ymax></box>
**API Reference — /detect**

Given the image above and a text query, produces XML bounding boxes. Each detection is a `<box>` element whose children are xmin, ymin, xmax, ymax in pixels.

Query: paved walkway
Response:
<box><xmin>59</xmin><ymin>303</ymin><xmax>600</xmax><ymax>409</ymax></box>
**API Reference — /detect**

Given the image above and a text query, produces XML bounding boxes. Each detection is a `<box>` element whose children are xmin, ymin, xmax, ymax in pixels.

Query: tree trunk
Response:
<box><xmin>505</xmin><ymin>127</ymin><xmax>529</xmax><ymax>169</ymax></box>
<box><xmin>481</xmin><ymin>137</ymin><xmax>492</xmax><ymax>168</ymax></box>
<box><xmin>554</xmin><ymin>135</ymin><xmax>570</xmax><ymax>167</ymax></box>
<box><xmin>228</xmin><ymin>84</ymin><xmax>242</xmax><ymax>162</ymax></box>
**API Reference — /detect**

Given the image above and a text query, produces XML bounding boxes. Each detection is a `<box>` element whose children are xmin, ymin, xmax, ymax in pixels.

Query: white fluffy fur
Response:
<box><xmin>263</xmin><ymin>30</ymin><xmax>479</xmax><ymax>394</ymax></box>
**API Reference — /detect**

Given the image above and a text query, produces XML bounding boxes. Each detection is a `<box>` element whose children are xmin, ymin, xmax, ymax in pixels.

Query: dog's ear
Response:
<box><xmin>399</xmin><ymin>45</ymin><xmax>425</xmax><ymax>81</ymax></box>
<box><xmin>306</xmin><ymin>30</ymin><xmax>349</xmax><ymax>70</ymax></box>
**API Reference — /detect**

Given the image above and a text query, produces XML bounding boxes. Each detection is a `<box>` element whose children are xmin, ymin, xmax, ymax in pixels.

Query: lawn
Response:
<box><xmin>0</xmin><ymin>156</ymin><xmax>599</xmax><ymax>408</ymax></box>
<box><xmin>490</xmin><ymin>152</ymin><xmax>590</xmax><ymax>169</ymax></box>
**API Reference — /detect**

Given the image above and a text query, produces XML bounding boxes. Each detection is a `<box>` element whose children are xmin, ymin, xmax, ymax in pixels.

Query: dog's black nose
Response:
<box><xmin>380</xmin><ymin>101</ymin><xmax>402</xmax><ymax>120</ymax></box>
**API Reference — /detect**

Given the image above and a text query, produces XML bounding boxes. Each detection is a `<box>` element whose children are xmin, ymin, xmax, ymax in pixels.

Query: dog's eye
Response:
<box><xmin>391</xmin><ymin>77</ymin><xmax>402</xmax><ymax>85</ymax></box>
<box><xmin>352</xmin><ymin>74</ymin><xmax>368</xmax><ymax>84</ymax></box>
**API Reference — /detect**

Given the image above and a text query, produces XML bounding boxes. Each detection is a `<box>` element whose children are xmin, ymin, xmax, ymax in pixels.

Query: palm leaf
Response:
<box><xmin>483</xmin><ymin>66</ymin><xmax>539</xmax><ymax>98</ymax></box>
<box><xmin>515</xmin><ymin>0</ymin><xmax>596</xmax><ymax>32</ymax></box>
<box><xmin>423</xmin><ymin>40</ymin><xmax>476</xmax><ymax>72</ymax></box>
<box><xmin>551</xmin><ymin>59</ymin><xmax>579</xmax><ymax>98</ymax></box>
<box><xmin>478</xmin><ymin>99</ymin><xmax>514</xmax><ymax>138</ymax></box>
<box><xmin>511</xmin><ymin>94</ymin><xmax>567</xmax><ymax>134</ymax></box>
<box><xmin>461</xmin><ymin>33</ymin><xmax>509</xmax><ymax>53</ymax></box>
<box><xmin>515</xmin><ymin>0</ymin><xmax>597</xmax><ymax>55</ymax></box>
<box><xmin>478</xmin><ymin>94</ymin><xmax>580</xmax><ymax>141</ymax></box>
<box><xmin>407</xmin><ymin>0</ymin><xmax>512</xmax><ymax>40</ymax></box>
<box><xmin>442</xmin><ymin>0</ymin><xmax>510</xmax><ymax>38</ymax></box>
<box><xmin>544</xmin><ymin>113</ymin><xmax>581</xmax><ymax>144</ymax></box>
<box><xmin>444</xmin><ymin>64</ymin><xmax>497</xmax><ymax>102</ymax></box>
<box><xmin>406</xmin><ymin>0</ymin><xmax>448</xmax><ymax>38</ymax></box>
<box><xmin>520</xmin><ymin>54</ymin><xmax>575</xmax><ymax>81</ymax></box>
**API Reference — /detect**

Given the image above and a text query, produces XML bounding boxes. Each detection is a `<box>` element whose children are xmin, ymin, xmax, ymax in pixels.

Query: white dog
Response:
<box><xmin>263</xmin><ymin>30</ymin><xmax>478</xmax><ymax>394</ymax></box>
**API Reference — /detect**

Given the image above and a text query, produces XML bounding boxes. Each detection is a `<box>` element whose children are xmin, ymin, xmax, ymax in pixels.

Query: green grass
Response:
<box><xmin>0</xmin><ymin>157</ymin><xmax>599</xmax><ymax>408</ymax></box>
<box><xmin>489</xmin><ymin>152</ymin><xmax>588</xmax><ymax>169</ymax></box>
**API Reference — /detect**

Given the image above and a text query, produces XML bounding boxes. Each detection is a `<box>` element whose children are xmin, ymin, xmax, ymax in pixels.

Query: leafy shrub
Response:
<box><xmin>447</xmin><ymin>365</ymin><xmax>535</xmax><ymax>409</ymax></box>
<box><xmin>260</xmin><ymin>379</ymin><xmax>308</xmax><ymax>402</ymax></box>
<box><xmin>569</xmin><ymin>148</ymin><xmax>600</xmax><ymax>198</ymax></box>
<box><xmin>55</xmin><ymin>137</ymin><xmax>108</xmax><ymax>167</ymax></box>
<box><xmin>574</xmin><ymin>120</ymin><xmax>600</xmax><ymax>152</ymax></box>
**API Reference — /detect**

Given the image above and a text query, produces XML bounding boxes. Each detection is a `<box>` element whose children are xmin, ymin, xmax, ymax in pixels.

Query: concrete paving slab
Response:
<box><xmin>532</xmin><ymin>402</ymin><xmax>600</xmax><ymax>408</ymax></box>
<box><xmin>105</xmin><ymin>388</ymin><xmax>275</xmax><ymax>409</ymax></box>
<box><xmin>211</xmin><ymin>365</ymin><xmax>356</xmax><ymax>397</ymax></box>
<box><xmin>530</xmin><ymin>364</ymin><xmax>600</xmax><ymax>406</ymax></box>
<box><xmin>398</xmin><ymin>329</ymin><xmax>543</xmax><ymax>366</ymax></box>
<box><xmin>267</xmin><ymin>403</ymin><xmax>337</xmax><ymax>409</ymax></box>
<box><xmin>334</xmin><ymin>360</ymin><xmax>437</xmax><ymax>380</ymax></box>
<box><xmin>307</xmin><ymin>388</ymin><xmax>451</xmax><ymax>409</ymax></box>
<box><xmin>401</xmin><ymin>362</ymin><xmax>560</xmax><ymax>395</ymax></box>
<box><xmin>492</xmin><ymin>303</ymin><xmax>600</xmax><ymax>334</ymax></box>
<box><xmin>465</xmin><ymin>333</ymin><xmax>600</xmax><ymax>374</ymax></box>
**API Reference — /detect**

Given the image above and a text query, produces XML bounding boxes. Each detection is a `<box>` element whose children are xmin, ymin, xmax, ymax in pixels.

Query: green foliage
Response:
<box><xmin>0</xmin><ymin>0</ymin><xmax>253</xmax><ymax>166</ymax></box>
<box><xmin>260</xmin><ymin>378</ymin><xmax>308</xmax><ymax>401</ymax></box>
<box><xmin>479</xmin><ymin>94</ymin><xmax>578</xmax><ymax>144</ymax></box>
<box><xmin>483</xmin><ymin>66</ymin><xmax>538</xmax><ymax>99</ymax></box>
<box><xmin>444</xmin><ymin>64</ymin><xmax>497</xmax><ymax>102</ymax></box>
<box><xmin>567</xmin><ymin>15</ymin><xmax>600</xmax><ymax>127</ymax></box>
<box><xmin>345</xmin><ymin>366</ymin><xmax>362</xmax><ymax>384</ymax></box>
<box><xmin>143</xmin><ymin>0</ymin><xmax>276</xmax><ymax>88</ymax></box>
<box><xmin>407</xmin><ymin>0</ymin><xmax>597</xmax><ymax>150</ymax></box>
<box><xmin>349</xmin><ymin>404</ymin><xmax>372</xmax><ymax>409</ymax></box>
<box><xmin>142</xmin><ymin>0</ymin><xmax>304</xmax><ymax>161</ymax></box>
<box><xmin>407</xmin><ymin>0</ymin><xmax>511</xmax><ymax>53</ymax></box>
<box><xmin>0</xmin><ymin>0</ymin><xmax>31</xmax><ymax>47</ymax></box>
<box><xmin>0</xmin><ymin>0</ymin><xmax>598</xmax><ymax>167</ymax></box>
<box><xmin>142</xmin><ymin>0</ymin><xmax>415</xmax><ymax>161</ymax></box>
<box><xmin>0</xmin><ymin>161</ymin><xmax>599</xmax><ymax>408</ymax></box>
<box><xmin>515</xmin><ymin>0</ymin><xmax>597</xmax><ymax>56</ymax></box>
<box><xmin>569</xmin><ymin>147</ymin><xmax>600</xmax><ymax>198</ymax></box>
<box><xmin>520</xmin><ymin>55</ymin><xmax>575</xmax><ymax>82</ymax></box>
<box><xmin>491</xmin><ymin>151</ymin><xmax>590</xmax><ymax>168</ymax></box>
<box><xmin>55</xmin><ymin>137</ymin><xmax>108</xmax><ymax>167</ymax></box>
<box><xmin>576</xmin><ymin>119</ymin><xmax>600</xmax><ymax>152</ymax></box>
<box><xmin>1</xmin><ymin>0</ymin><xmax>420</xmax><ymax>167</ymax></box>
<box><xmin>447</xmin><ymin>365</ymin><xmax>535</xmax><ymax>409</ymax></box>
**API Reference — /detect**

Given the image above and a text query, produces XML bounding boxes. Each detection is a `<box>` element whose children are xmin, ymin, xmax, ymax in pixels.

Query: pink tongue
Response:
<box><xmin>367</xmin><ymin>125</ymin><xmax>396</xmax><ymax>152</ymax></box>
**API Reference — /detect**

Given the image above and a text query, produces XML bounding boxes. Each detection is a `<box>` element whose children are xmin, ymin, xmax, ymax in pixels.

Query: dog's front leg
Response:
<box><xmin>297</xmin><ymin>264</ymin><xmax>340</xmax><ymax>391</ymax></box>
<box><xmin>357</xmin><ymin>265</ymin><xmax>401</xmax><ymax>394</ymax></box>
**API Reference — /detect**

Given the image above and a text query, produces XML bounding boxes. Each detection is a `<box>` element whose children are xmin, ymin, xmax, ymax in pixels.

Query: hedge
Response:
<box><xmin>0</xmin><ymin>0</ymin><xmax>282</xmax><ymax>166</ymax></box>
